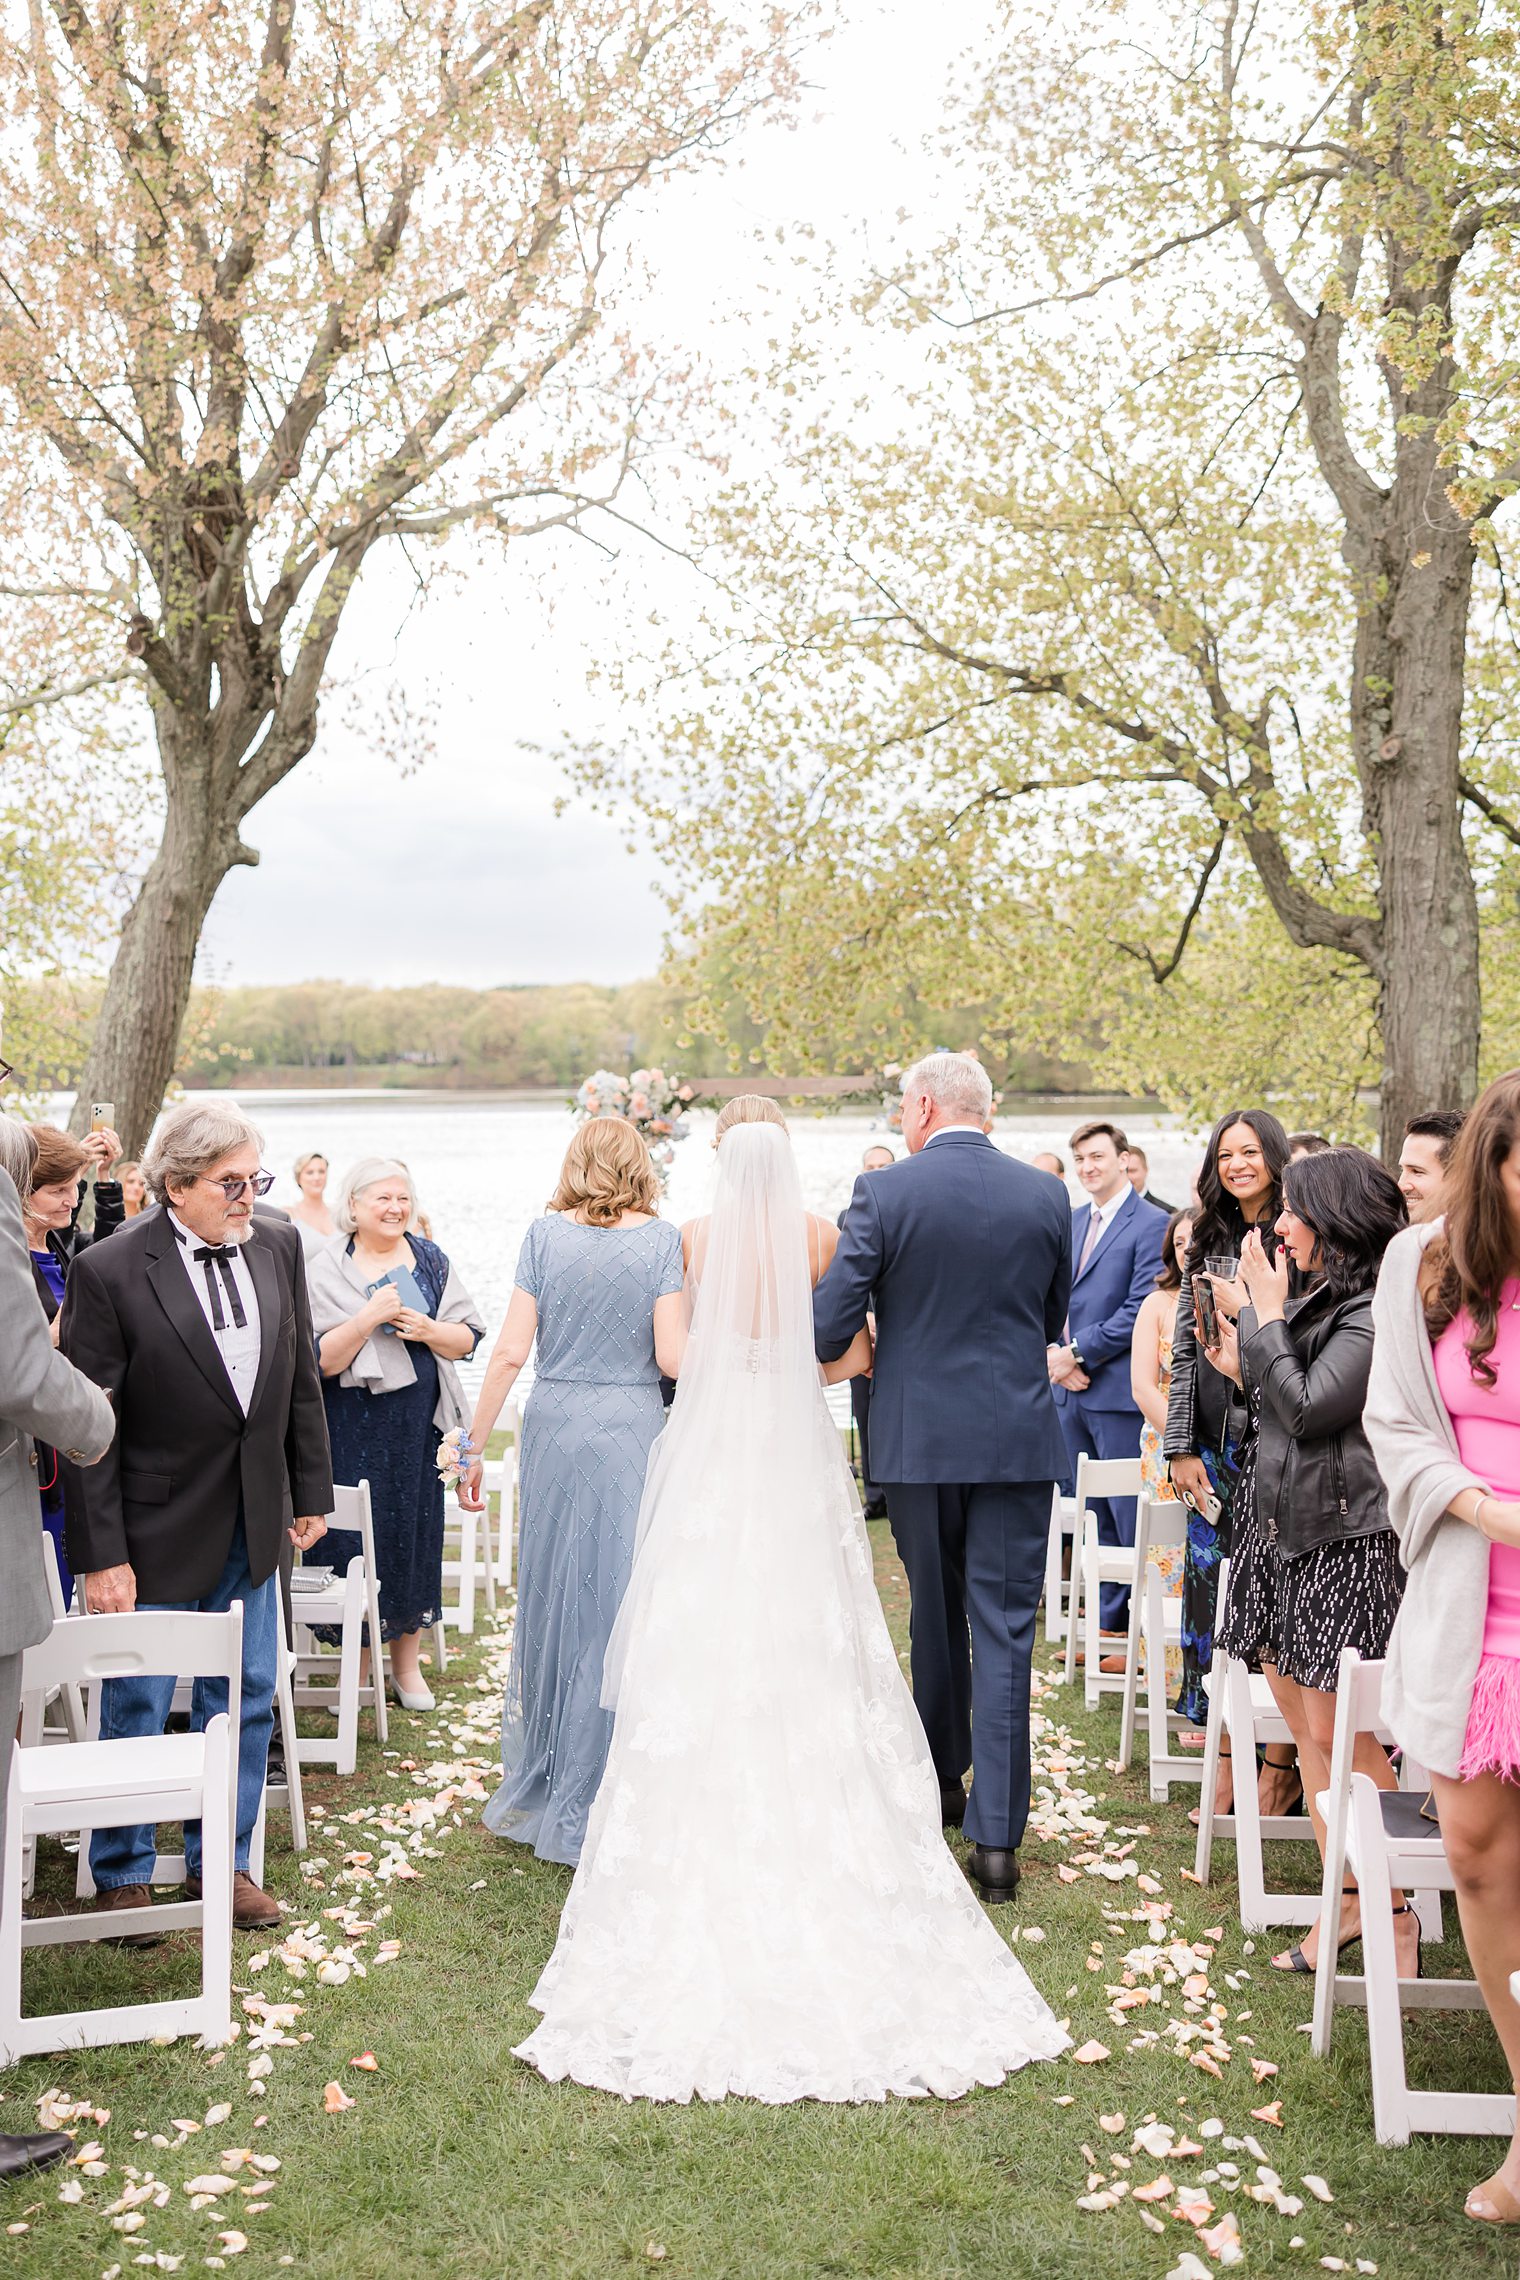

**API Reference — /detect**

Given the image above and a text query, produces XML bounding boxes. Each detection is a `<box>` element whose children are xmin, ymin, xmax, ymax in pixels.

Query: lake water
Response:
<box><xmin>189</xmin><ymin>1090</ymin><xmax>1202</xmax><ymax>1338</ymax></box>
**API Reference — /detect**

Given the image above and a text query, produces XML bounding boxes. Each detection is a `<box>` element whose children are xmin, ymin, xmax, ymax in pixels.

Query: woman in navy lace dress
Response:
<box><xmin>461</xmin><ymin>1121</ymin><xmax>686</xmax><ymax>1867</ymax></box>
<box><xmin>307</xmin><ymin>1160</ymin><xmax>483</xmax><ymax>1712</ymax></box>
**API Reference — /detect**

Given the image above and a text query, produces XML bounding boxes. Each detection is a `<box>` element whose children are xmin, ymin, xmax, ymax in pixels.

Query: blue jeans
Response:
<box><xmin>90</xmin><ymin>1522</ymin><xmax>277</xmax><ymax>1888</ymax></box>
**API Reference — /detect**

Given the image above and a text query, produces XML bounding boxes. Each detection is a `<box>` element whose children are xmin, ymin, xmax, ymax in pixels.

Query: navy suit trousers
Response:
<box><xmin>1059</xmin><ymin>1399</ymin><xmax>1145</xmax><ymax>1629</ymax></box>
<box><xmin>883</xmin><ymin>1479</ymin><xmax>1050</xmax><ymax>1851</ymax></box>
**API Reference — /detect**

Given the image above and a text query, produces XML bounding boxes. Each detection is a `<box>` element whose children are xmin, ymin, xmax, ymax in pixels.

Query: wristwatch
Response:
<box><xmin>1068</xmin><ymin>1340</ymin><xmax>1085</xmax><ymax>1369</ymax></box>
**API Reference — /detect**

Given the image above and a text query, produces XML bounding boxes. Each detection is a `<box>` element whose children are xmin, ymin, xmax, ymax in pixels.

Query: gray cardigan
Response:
<box><xmin>1364</xmin><ymin>1221</ymin><xmax>1491</xmax><ymax>1777</ymax></box>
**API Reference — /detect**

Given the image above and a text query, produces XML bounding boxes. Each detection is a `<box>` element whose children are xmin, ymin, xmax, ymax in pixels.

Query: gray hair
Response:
<box><xmin>334</xmin><ymin>1157</ymin><xmax>416</xmax><ymax>1236</ymax></box>
<box><xmin>142</xmin><ymin>1102</ymin><xmax>265</xmax><ymax>1203</ymax></box>
<box><xmin>0</xmin><ymin>1112</ymin><xmax>38</xmax><ymax>1193</ymax></box>
<box><xmin>901</xmin><ymin>1052</ymin><xmax>994</xmax><ymax>1124</ymax></box>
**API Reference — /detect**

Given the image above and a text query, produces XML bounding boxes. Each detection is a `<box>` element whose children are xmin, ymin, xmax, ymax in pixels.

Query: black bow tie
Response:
<box><xmin>191</xmin><ymin>1243</ymin><xmax>246</xmax><ymax>1333</ymax></box>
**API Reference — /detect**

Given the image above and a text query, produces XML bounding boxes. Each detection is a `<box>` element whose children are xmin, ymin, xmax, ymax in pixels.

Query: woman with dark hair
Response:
<box><xmin>1162</xmin><ymin>1111</ymin><xmax>1292</xmax><ymax>1807</ymax></box>
<box><xmin>1364</xmin><ymin>1070</ymin><xmax>1520</xmax><ymax>2226</ymax></box>
<box><xmin>23</xmin><ymin>1121</ymin><xmax>125</xmax><ymax>1607</ymax></box>
<box><xmin>1210</xmin><ymin>1146</ymin><xmax>1414</xmax><ymax>1976</ymax></box>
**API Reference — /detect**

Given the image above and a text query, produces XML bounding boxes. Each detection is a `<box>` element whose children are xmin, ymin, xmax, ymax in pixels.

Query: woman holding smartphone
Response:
<box><xmin>1209</xmin><ymin>1147</ymin><xmax>1415</xmax><ymax>1978</ymax></box>
<box><xmin>1162</xmin><ymin>1109</ymin><xmax>1292</xmax><ymax>1815</ymax></box>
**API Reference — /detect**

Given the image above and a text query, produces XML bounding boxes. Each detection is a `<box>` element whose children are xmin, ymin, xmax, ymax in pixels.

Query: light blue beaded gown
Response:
<box><xmin>484</xmin><ymin>1213</ymin><xmax>685</xmax><ymax>1866</ymax></box>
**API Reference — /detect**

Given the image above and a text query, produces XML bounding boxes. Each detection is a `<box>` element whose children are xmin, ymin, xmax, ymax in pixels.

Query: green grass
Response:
<box><xmin>2</xmin><ymin>1524</ymin><xmax>1514</xmax><ymax>2280</ymax></box>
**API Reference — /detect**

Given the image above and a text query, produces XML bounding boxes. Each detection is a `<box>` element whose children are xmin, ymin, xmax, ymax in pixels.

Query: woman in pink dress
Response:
<box><xmin>1367</xmin><ymin>1069</ymin><xmax>1520</xmax><ymax>2228</ymax></box>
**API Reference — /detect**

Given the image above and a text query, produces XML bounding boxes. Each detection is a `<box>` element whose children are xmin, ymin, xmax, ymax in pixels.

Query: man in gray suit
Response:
<box><xmin>0</xmin><ymin>1120</ymin><xmax>114</xmax><ymax>2180</ymax></box>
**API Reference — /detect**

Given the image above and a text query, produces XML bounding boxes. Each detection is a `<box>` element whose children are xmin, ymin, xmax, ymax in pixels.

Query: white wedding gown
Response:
<box><xmin>514</xmin><ymin>1122</ymin><xmax>1069</xmax><ymax>2104</ymax></box>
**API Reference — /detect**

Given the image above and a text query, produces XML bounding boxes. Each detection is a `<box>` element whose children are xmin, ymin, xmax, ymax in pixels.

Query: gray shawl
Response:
<box><xmin>1364</xmin><ymin>1220</ymin><xmax>1490</xmax><ymax>1777</ymax></box>
<box><xmin>305</xmin><ymin>1234</ymin><xmax>484</xmax><ymax>1437</ymax></box>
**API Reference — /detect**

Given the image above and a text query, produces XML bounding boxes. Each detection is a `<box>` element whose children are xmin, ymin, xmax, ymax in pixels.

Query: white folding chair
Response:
<box><xmin>290</xmin><ymin>1482</ymin><xmax>389</xmax><ymax>1776</ymax></box>
<box><xmin>1191</xmin><ymin>1561</ymin><xmax>1316</xmax><ymax>1917</ymax></box>
<box><xmin>1</xmin><ymin>1608</ymin><xmax>240</xmax><ymax>2063</ymax></box>
<box><xmin>480</xmin><ymin>1395</ymin><xmax>522</xmax><ymax>1596</ymax></box>
<box><xmin>36</xmin><ymin>1533</ymin><xmax>85</xmax><ymax>1744</ymax></box>
<box><xmin>1307</xmin><ymin>1651</ymin><xmax>1500</xmax><ymax>2143</ymax></box>
<box><xmin>1063</xmin><ymin>1454</ymin><xmax>1146</xmax><ymax>1701</ymax></box>
<box><xmin>1043</xmin><ymin>1484</ymin><xmax>1078</xmax><ymax>1648</ymax></box>
<box><xmin>1116</xmin><ymin>1493</ymin><xmax>1195</xmax><ymax>1789</ymax></box>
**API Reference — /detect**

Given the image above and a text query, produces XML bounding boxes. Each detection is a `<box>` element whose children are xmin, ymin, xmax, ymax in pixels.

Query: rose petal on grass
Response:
<box><xmin>1251</xmin><ymin>2060</ymin><xmax>1279</xmax><ymax>2085</ymax></box>
<box><xmin>322</xmin><ymin>2082</ymin><xmax>355</xmax><ymax>2114</ymax></box>
<box><xmin>183</xmin><ymin>2176</ymin><xmax>238</xmax><ymax>2197</ymax></box>
<box><xmin>217</xmin><ymin>2235</ymin><xmax>248</xmax><ymax>2256</ymax></box>
<box><xmin>1098</xmin><ymin>2113</ymin><xmax>1126</xmax><ymax>2134</ymax></box>
<box><xmin>1072</xmin><ymin>2040</ymin><xmax>1111</xmax><ymax>2064</ymax></box>
<box><xmin>1250</xmin><ymin>2101</ymin><xmax>1283</xmax><ymax>2127</ymax></box>
<box><xmin>1164</xmin><ymin>2254</ymin><xmax>1212</xmax><ymax>2280</ymax></box>
<box><xmin>1131</xmin><ymin>2174</ymin><xmax>1174</xmax><ymax>2204</ymax></box>
<box><xmin>1301</xmin><ymin>2176</ymin><xmax>1334</xmax><ymax>2203</ymax></box>
<box><xmin>349</xmin><ymin>2053</ymin><xmax>379</xmax><ymax>2071</ymax></box>
<box><xmin>1199</xmin><ymin>2211</ymin><xmax>1245</xmax><ymax>2266</ymax></box>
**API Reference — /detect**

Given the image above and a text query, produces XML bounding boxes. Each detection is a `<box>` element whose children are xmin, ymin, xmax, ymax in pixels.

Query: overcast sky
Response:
<box><xmin>199</xmin><ymin>1</ymin><xmax>997</xmax><ymax>992</ymax></box>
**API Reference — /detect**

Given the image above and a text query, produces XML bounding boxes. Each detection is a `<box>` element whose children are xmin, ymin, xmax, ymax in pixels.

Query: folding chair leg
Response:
<box><xmin>1194</xmin><ymin>1653</ymin><xmax>1228</xmax><ymax>1884</ymax></box>
<box><xmin>335</xmin><ymin>1564</ymin><xmax>365</xmax><ymax>1778</ymax></box>
<box><xmin>1083</xmin><ymin>1520</ymin><xmax>1102</xmax><ymax>1714</ymax></box>
<box><xmin>456</xmin><ymin>1505</ymin><xmax>477</xmax><ymax>1637</ymax></box>
<box><xmin>0</xmin><ymin>1760</ymin><xmax>23</xmax><ymax>2067</ymax></box>
<box><xmin>199</xmin><ymin>1716</ymin><xmax>234</xmax><ymax>2048</ymax></box>
<box><xmin>1227</xmin><ymin>1657</ymin><xmax>1271</xmax><ymax>1930</ymax></box>
<box><xmin>1348</xmin><ymin>1776</ymin><xmax>1415</xmax><ymax>2146</ymax></box>
<box><xmin>275</xmin><ymin>1614</ymin><xmax>307</xmax><ymax>1855</ymax></box>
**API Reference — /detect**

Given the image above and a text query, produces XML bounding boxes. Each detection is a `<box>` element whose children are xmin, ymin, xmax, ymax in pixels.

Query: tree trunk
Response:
<box><xmin>70</xmin><ymin>770</ymin><xmax>242</xmax><ymax>1154</ymax></box>
<box><xmin>1357</xmin><ymin>529</ymin><xmax>1481</xmax><ymax>1161</ymax></box>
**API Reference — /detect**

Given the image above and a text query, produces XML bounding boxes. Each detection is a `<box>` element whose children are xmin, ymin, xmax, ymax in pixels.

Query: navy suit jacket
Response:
<box><xmin>814</xmin><ymin>1129</ymin><xmax>1072</xmax><ymax>1485</ymax></box>
<box><xmin>1056</xmin><ymin>1185</ymin><xmax>1167</xmax><ymax>1415</ymax></box>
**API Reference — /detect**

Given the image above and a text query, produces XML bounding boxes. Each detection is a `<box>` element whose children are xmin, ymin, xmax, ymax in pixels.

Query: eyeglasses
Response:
<box><xmin>199</xmin><ymin>1170</ymin><xmax>276</xmax><ymax>1201</ymax></box>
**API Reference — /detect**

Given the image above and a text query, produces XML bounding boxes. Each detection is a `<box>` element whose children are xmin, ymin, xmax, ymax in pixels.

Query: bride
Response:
<box><xmin>514</xmin><ymin>1097</ymin><xmax>1069</xmax><ymax>2104</ymax></box>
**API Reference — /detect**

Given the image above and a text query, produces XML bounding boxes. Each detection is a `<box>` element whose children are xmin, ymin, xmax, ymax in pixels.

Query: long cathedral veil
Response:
<box><xmin>601</xmin><ymin>1120</ymin><xmax>843</xmax><ymax>1709</ymax></box>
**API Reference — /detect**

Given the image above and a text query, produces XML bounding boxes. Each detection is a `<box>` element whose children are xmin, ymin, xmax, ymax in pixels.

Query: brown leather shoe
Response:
<box><xmin>183</xmin><ymin>1872</ymin><xmax>283</xmax><ymax>1930</ymax></box>
<box><xmin>94</xmin><ymin>1882</ymin><xmax>160</xmax><ymax>1947</ymax></box>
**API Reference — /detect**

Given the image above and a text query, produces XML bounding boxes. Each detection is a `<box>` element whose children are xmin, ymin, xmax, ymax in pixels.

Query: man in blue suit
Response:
<box><xmin>1047</xmin><ymin>1120</ymin><xmax>1167</xmax><ymax>1642</ymax></box>
<box><xmin>814</xmin><ymin>1053</ymin><xmax>1071</xmax><ymax>1905</ymax></box>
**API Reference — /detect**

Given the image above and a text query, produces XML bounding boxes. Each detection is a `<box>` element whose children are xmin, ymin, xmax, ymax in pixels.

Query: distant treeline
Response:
<box><xmin>169</xmin><ymin>979</ymin><xmax>1088</xmax><ymax>1094</ymax></box>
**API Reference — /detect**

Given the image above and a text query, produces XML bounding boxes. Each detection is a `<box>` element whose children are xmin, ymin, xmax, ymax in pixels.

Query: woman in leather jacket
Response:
<box><xmin>1209</xmin><ymin>1145</ymin><xmax>1417</xmax><ymax>1978</ymax></box>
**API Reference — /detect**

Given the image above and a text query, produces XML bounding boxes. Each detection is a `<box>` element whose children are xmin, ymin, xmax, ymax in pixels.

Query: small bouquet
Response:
<box><xmin>435</xmin><ymin>1426</ymin><xmax>477</xmax><ymax>1489</ymax></box>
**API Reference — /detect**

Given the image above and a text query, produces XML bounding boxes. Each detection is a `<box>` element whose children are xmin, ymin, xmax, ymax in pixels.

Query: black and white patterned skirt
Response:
<box><xmin>1216</xmin><ymin>1439</ymin><xmax>1405</xmax><ymax>1694</ymax></box>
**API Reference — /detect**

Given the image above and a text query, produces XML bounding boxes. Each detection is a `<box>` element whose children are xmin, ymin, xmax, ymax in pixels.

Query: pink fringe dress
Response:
<box><xmin>1436</xmin><ymin>1289</ymin><xmax>1520</xmax><ymax>1780</ymax></box>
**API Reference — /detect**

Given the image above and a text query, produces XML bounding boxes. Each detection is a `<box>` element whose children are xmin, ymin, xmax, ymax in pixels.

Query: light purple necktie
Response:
<box><xmin>1076</xmin><ymin>1205</ymin><xmax>1103</xmax><ymax>1276</ymax></box>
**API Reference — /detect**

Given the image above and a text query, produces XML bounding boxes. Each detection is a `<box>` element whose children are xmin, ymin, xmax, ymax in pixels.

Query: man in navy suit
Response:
<box><xmin>814</xmin><ymin>1053</ymin><xmax>1071</xmax><ymax>1904</ymax></box>
<box><xmin>1047</xmin><ymin>1120</ymin><xmax>1167</xmax><ymax>1642</ymax></box>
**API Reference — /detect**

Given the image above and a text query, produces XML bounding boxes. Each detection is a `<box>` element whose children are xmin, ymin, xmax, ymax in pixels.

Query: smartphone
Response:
<box><xmin>1194</xmin><ymin>1273</ymin><xmax>1220</xmax><ymax>1349</ymax></box>
<box><xmin>90</xmin><ymin>1102</ymin><xmax>115</xmax><ymax>1134</ymax></box>
<box><xmin>1183</xmin><ymin>1485</ymin><xmax>1224</xmax><ymax>1526</ymax></box>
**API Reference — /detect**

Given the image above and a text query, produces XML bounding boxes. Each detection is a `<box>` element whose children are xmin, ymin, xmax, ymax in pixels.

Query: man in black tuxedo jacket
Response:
<box><xmin>62</xmin><ymin>1103</ymin><xmax>333</xmax><ymax>1933</ymax></box>
<box><xmin>815</xmin><ymin>1054</ymin><xmax>1071</xmax><ymax>1903</ymax></box>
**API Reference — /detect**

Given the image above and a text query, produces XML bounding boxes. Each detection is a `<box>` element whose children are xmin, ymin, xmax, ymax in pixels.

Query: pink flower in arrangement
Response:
<box><xmin>629</xmin><ymin>1094</ymin><xmax>649</xmax><ymax>1118</ymax></box>
<box><xmin>678</xmin><ymin>1085</ymin><xmax>694</xmax><ymax>1102</ymax></box>
<box><xmin>650</xmin><ymin>1119</ymin><xmax>671</xmax><ymax>1134</ymax></box>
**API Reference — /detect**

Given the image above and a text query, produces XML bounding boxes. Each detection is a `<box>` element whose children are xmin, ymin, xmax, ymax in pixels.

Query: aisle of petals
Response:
<box><xmin>4</xmin><ymin>1610</ymin><xmax>518</xmax><ymax>2277</ymax></box>
<box><xmin>1021</xmin><ymin>1664</ymin><xmax>1377</xmax><ymax>2277</ymax></box>
<box><xmin>4</xmin><ymin>1615</ymin><xmax>1392</xmax><ymax>2277</ymax></box>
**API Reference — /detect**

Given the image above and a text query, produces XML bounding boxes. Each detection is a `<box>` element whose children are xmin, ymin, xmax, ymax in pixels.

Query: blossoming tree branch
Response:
<box><xmin>0</xmin><ymin>0</ymin><xmax>816</xmax><ymax>1149</ymax></box>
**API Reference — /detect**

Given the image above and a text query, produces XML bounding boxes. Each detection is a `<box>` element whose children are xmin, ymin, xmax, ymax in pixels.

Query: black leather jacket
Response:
<box><xmin>1239</xmin><ymin>1282</ymin><xmax>1390</xmax><ymax>1559</ymax></box>
<box><xmin>1162</xmin><ymin>1271</ymin><xmax>1248</xmax><ymax>1465</ymax></box>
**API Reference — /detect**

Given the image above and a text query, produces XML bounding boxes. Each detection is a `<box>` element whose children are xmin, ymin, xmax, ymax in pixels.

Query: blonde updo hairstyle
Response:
<box><xmin>549</xmin><ymin>1118</ymin><xmax>660</xmax><ymax>1227</ymax></box>
<box><xmin>713</xmin><ymin>1094</ymin><xmax>787</xmax><ymax>1145</ymax></box>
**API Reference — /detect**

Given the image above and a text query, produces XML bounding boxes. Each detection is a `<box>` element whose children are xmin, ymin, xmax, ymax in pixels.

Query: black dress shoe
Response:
<box><xmin>966</xmin><ymin>1844</ymin><xmax>1020</xmax><ymax>1904</ymax></box>
<box><xmin>0</xmin><ymin>2132</ymin><xmax>73</xmax><ymax>2182</ymax></box>
<box><xmin>864</xmin><ymin>1496</ymin><xmax>889</xmax><ymax>1521</ymax></box>
<box><xmin>939</xmin><ymin>1782</ymin><xmax>967</xmax><ymax>1828</ymax></box>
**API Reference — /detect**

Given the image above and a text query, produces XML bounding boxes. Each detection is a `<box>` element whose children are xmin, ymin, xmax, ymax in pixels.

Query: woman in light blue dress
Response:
<box><xmin>461</xmin><ymin>1120</ymin><xmax>686</xmax><ymax>1865</ymax></box>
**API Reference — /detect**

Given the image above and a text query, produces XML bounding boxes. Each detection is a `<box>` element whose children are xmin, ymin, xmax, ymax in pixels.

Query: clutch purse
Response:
<box><xmin>366</xmin><ymin>1264</ymin><xmax>427</xmax><ymax>1332</ymax></box>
